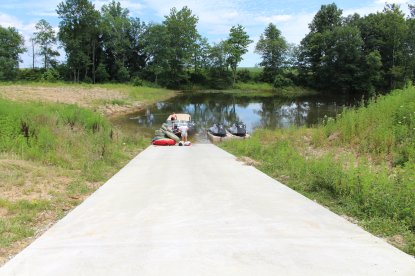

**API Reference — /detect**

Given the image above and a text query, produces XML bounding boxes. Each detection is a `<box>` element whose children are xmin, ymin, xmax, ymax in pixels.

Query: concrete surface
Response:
<box><xmin>1</xmin><ymin>144</ymin><xmax>414</xmax><ymax>275</ymax></box>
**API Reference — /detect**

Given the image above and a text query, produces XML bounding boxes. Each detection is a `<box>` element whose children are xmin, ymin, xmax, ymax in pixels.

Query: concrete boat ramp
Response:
<box><xmin>1</xmin><ymin>144</ymin><xmax>414</xmax><ymax>275</ymax></box>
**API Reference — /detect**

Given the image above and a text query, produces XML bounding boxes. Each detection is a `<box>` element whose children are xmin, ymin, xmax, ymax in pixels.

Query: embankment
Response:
<box><xmin>221</xmin><ymin>86</ymin><xmax>415</xmax><ymax>255</ymax></box>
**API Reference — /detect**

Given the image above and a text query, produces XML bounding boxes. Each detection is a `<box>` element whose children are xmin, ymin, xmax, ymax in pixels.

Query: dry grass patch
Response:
<box><xmin>0</xmin><ymin>154</ymin><xmax>107</xmax><ymax>265</ymax></box>
<box><xmin>0</xmin><ymin>85</ymin><xmax>125</xmax><ymax>107</ymax></box>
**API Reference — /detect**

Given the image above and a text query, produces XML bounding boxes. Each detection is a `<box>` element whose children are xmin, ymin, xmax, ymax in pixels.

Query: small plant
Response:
<box><xmin>131</xmin><ymin>76</ymin><xmax>143</xmax><ymax>87</ymax></box>
<box><xmin>273</xmin><ymin>74</ymin><xmax>293</xmax><ymax>88</ymax></box>
<box><xmin>41</xmin><ymin>68</ymin><xmax>60</xmax><ymax>82</ymax></box>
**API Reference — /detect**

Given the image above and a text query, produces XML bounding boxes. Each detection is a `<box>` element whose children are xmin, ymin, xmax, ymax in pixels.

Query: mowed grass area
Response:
<box><xmin>221</xmin><ymin>86</ymin><xmax>415</xmax><ymax>255</ymax></box>
<box><xmin>0</xmin><ymin>82</ymin><xmax>176</xmax><ymax>116</ymax></box>
<box><xmin>0</xmin><ymin>83</ymin><xmax>176</xmax><ymax>263</ymax></box>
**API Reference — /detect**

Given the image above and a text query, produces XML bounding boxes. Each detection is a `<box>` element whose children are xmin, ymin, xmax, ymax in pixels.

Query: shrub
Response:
<box><xmin>95</xmin><ymin>63</ymin><xmax>109</xmax><ymax>83</ymax></box>
<box><xmin>273</xmin><ymin>74</ymin><xmax>293</xmax><ymax>88</ymax></box>
<box><xmin>236</xmin><ymin>69</ymin><xmax>252</xmax><ymax>83</ymax></box>
<box><xmin>207</xmin><ymin>68</ymin><xmax>233</xmax><ymax>89</ymax></box>
<box><xmin>116</xmin><ymin>65</ymin><xmax>130</xmax><ymax>83</ymax></box>
<box><xmin>17</xmin><ymin>68</ymin><xmax>45</xmax><ymax>81</ymax></box>
<box><xmin>41</xmin><ymin>68</ymin><xmax>61</xmax><ymax>82</ymax></box>
<box><xmin>131</xmin><ymin>76</ymin><xmax>143</xmax><ymax>87</ymax></box>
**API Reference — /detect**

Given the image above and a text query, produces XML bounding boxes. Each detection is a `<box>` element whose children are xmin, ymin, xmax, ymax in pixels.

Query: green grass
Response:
<box><xmin>220</xmin><ymin>86</ymin><xmax>415</xmax><ymax>255</ymax></box>
<box><xmin>232</xmin><ymin>82</ymin><xmax>318</xmax><ymax>98</ymax></box>
<box><xmin>0</xmin><ymin>199</ymin><xmax>50</xmax><ymax>247</ymax></box>
<box><xmin>0</xmin><ymin>98</ymin><xmax>150</xmax><ymax>251</ymax></box>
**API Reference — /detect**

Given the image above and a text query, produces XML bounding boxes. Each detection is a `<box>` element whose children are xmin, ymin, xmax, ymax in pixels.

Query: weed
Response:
<box><xmin>220</xmin><ymin>86</ymin><xmax>415</xmax><ymax>255</ymax></box>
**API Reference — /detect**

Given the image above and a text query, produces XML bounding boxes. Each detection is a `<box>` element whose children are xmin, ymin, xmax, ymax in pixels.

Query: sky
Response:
<box><xmin>0</xmin><ymin>0</ymin><xmax>412</xmax><ymax>68</ymax></box>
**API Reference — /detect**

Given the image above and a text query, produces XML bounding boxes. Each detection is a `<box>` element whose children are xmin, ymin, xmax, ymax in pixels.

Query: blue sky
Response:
<box><xmin>0</xmin><ymin>0</ymin><xmax>411</xmax><ymax>68</ymax></box>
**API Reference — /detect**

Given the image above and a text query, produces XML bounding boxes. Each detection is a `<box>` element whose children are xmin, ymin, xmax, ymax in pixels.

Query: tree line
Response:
<box><xmin>0</xmin><ymin>1</ymin><xmax>415</xmax><ymax>95</ymax></box>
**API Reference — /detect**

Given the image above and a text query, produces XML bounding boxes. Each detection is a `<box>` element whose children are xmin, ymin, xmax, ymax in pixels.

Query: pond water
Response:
<box><xmin>112</xmin><ymin>91</ymin><xmax>355</xmax><ymax>143</ymax></box>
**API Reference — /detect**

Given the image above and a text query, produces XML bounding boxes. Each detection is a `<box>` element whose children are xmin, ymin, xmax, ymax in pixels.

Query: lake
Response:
<box><xmin>112</xmin><ymin>91</ymin><xmax>355</xmax><ymax>143</ymax></box>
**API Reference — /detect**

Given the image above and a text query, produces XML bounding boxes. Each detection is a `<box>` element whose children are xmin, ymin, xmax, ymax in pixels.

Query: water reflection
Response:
<box><xmin>116</xmin><ymin>91</ymin><xmax>353</xmax><ymax>143</ymax></box>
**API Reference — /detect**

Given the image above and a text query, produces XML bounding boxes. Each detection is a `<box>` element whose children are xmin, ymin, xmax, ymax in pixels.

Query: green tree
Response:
<box><xmin>309</xmin><ymin>3</ymin><xmax>343</xmax><ymax>33</ymax></box>
<box><xmin>143</xmin><ymin>24</ymin><xmax>171</xmax><ymax>84</ymax></box>
<box><xmin>255</xmin><ymin>23</ymin><xmax>288</xmax><ymax>83</ymax></box>
<box><xmin>208</xmin><ymin>41</ymin><xmax>229</xmax><ymax>70</ymax></box>
<box><xmin>33</xmin><ymin>19</ymin><xmax>60</xmax><ymax>69</ymax></box>
<box><xmin>163</xmin><ymin>6</ymin><xmax>200</xmax><ymax>88</ymax></box>
<box><xmin>127</xmin><ymin>17</ymin><xmax>148</xmax><ymax>76</ymax></box>
<box><xmin>226</xmin><ymin>24</ymin><xmax>252</xmax><ymax>86</ymax></box>
<box><xmin>57</xmin><ymin>0</ymin><xmax>100</xmax><ymax>82</ymax></box>
<box><xmin>193</xmin><ymin>37</ymin><xmax>210</xmax><ymax>72</ymax></box>
<box><xmin>358</xmin><ymin>4</ymin><xmax>407</xmax><ymax>89</ymax></box>
<box><xmin>0</xmin><ymin>26</ymin><xmax>26</xmax><ymax>80</ymax></box>
<box><xmin>299</xmin><ymin>3</ymin><xmax>344</xmax><ymax>77</ymax></box>
<box><xmin>100</xmin><ymin>1</ymin><xmax>131</xmax><ymax>81</ymax></box>
<box><xmin>298</xmin><ymin>3</ymin><xmax>373</xmax><ymax>94</ymax></box>
<box><xmin>406</xmin><ymin>8</ymin><xmax>415</xmax><ymax>83</ymax></box>
<box><xmin>207</xmin><ymin>41</ymin><xmax>232</xmax><ymax>89</ymax></box>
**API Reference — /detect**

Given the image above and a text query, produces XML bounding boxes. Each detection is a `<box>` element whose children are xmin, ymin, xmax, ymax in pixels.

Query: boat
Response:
<box><xmin>165</xmin><ymin>113</ymin><xmax>196</xmax><ymax>137</ymax></box>
<box><xmin>208</xmin><ymin>123</ymin><xmax>227</xmax><ymax>137</ymax></box>
<box><xmin>227</xmin><ymin>122</ymin><xmax>247</xmax><ymax>137</ymax></box>
<box><xmin>207</xmin><ymin>121</ymin><xmax>250</xmax><ymax>143</ymax></box>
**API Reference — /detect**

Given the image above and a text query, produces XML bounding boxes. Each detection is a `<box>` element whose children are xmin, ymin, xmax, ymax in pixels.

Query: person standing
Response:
<box><xmin>178</xmin><ymin>124</ymin><xmax>189</xmax><ymax>142</ymax></box>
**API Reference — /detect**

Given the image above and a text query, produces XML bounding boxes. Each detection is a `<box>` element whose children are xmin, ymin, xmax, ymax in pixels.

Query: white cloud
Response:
<box><xmin>256</xmin><ymin>15</ymin><xmax>292</xmax><ymax>24</ymax></box>
<box><xmin>0</xmin><ymin>12</ymin><xmax>23</xmax><ymax>29</ymax></box>
<box><xmin>375</xmin><ymin>0</ymin><xmax>408</xmax><ymax>4</ymax></box>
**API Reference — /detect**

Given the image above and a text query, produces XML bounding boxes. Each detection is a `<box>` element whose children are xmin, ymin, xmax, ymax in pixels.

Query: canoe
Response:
<box><xmin>152</xmin><ymin>138</ymin><xmax>176</xmax><ymax>146</ymax></box>
<box><xmin>162</xmin><ymin>129</ymin><xmax>180</xmax><ymax>142</ymax></box>
<box><xmin>154</xmin><ymin>130</ymin><xmax>165</xmax><ymax>137</ymax></box>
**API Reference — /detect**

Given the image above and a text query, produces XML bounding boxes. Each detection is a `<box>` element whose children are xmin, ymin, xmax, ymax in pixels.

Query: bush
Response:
<box><xmin>237</xmin><ymin>69</ymin><xmax>252</xmax><ymax>83</ymax></box>
<box><xmin>41</xmin><ymin>68</ymin><xmax>60</xmax><ymax>82</ymax></box>
<box><xmin>95</xmin><ymin>63</ymin><xmax>109</xmax><ymax>83</ymax></box>
<box><xmin>273</xmin><ymin>74</ymin><xmax>293</xmax><ymax>88</ymax></box>
<box><xmin>190</xmin><ymin>71</ymin><xmax>207</xmax><ymax>85</ymax></box>
<box><xmin>207</xmin><ymin>68</ymin><xmax>233</xmax><ymax>89</ymax></box>
<box><xmin>17</xmin><ymin>68</ymin><xmax>45</xmax><ymax>81</ymax></box>
<box><xmin>116</xmin><ymin>65</ymin><xmax>130</xmax><ymax>83</ymax></box>
<box><xmin>131</xmin><ymin>76</ymin><xmax>143</xmax><ymax>87</ymax></box>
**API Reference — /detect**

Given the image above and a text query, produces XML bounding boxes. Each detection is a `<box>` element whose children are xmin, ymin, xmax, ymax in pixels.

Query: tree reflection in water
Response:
<box><xmin>124</xmin><ymin>91</ymin><xmax>353</xmax><ymax>142</ymax></box>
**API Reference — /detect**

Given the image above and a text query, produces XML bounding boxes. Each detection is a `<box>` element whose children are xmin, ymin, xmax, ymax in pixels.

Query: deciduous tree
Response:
<box><xmin>0</xmin><ymin>26</ymin><xmax>26</xmax><ymax>80</ymax></box>
<box><xmin>226</xmin><ymin>24</ymin><xmax>252</xmax><ymax>86</ymax></box>
<box><xmin>255</xmin><ymin>23</ymin><xmax>288</xmax><ymax>83</ymax></box>
<box><xmin>33</xmin><ymin>19</ymin><xmax>59</xmax><ymax>69</ymax></box>
<box><xmin>57</xmin><ymin>0</ymin><xmax>100</xmax><ymax>82</ymax></box>
<box><xmin>163</xmin><ymin>6</ymin><xmax>200</xmax><ymax>88</ymax></box>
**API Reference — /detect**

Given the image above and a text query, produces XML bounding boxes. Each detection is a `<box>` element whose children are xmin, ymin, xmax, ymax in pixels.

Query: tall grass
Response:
<box><xmin>0</xmin><ymin>98</ymin><xmax>147</xmax><ymax>180</ymax></box>
<box><xmin>318</xmin><ymin>87</ymin><xmax>415</xmax><ymax>165</ymax></box>
<box><xmin>221</xmin><ymin>86</ymin><xmax>415</xmax><ymax>255</ymax></box>
<box><xmin>0</xmin><ymin>98</ymin><xmax>149</xmax><ymax>252</ymax></box>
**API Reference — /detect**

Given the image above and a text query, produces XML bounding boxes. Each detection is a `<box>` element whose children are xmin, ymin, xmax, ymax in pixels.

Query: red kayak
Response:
<box><xmin>152</xmin><ymin>138</ymin><xmax>176</xmax><ymax>146</ymax></box>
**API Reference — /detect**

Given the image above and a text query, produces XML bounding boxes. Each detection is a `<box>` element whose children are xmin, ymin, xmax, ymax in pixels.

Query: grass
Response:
<box><xmin>220</xmin><ymin>85</ymin><xmax>415</xmax><ymax>255</ymax></box>
<box><xmin>0</xmin><ymin>97</ymin><xmax>150</xmax><ymax>262</ymax></box>
<box><xmin>0</xmin><ymin>199</ymin><xmax>50</xmax><ymax>248</ymax></box>
<box><xmin>233</xmin><ymin>82</ymin><xmax>318</xmax><ymax>98</ymax></box>
<box><xmin>96</xmin><ymin>83</ymin><xmax>176</xmax><ymax>104</ymax></box>
<box><xmin>0</xmin><ymin>82</ymin><xmax>177</xmax><ymax>116</ymax></box>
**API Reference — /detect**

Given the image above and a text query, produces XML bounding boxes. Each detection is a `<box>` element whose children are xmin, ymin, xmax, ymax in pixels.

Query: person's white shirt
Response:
<box><xmin>178</xmin><ymin>125</ymin><xmax>189</xmax><ymax>134</ymax></box>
